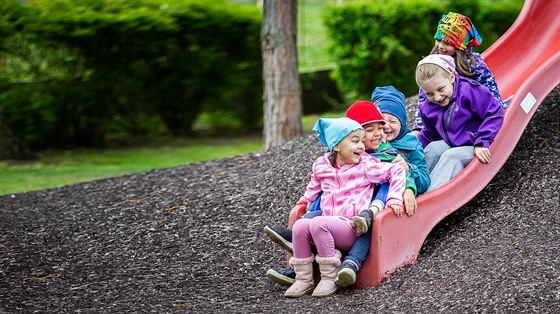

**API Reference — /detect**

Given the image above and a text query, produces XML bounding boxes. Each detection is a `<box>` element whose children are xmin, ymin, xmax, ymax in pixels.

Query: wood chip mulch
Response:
<box><xmin>1</xmin><ymin>86</ymin><xmax>559</xmax><ymax>313</ymax></box>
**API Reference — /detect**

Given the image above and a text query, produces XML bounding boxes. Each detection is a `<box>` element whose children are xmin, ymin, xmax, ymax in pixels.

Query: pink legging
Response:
<box><xmin>292</xmin><ymin>216</ymin><xmax>357</xmax><ymax>258</ymax></box>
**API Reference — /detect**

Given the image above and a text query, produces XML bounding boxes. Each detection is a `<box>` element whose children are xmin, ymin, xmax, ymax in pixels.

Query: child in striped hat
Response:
<box><xmin>413</xmin><ymin>12</ymin><xmax>507</xmax><ymax>133</ymax></box>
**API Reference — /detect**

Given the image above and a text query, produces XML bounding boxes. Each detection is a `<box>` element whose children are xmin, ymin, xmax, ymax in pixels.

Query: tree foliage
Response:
<box><xmin>0</xmin><ymin>0</ymin><xmax>262</xmax><ymax>149</ymax></box>
<box><xmin>323</xmin><ymin>0</ymin><xmax>524</xmax><ymax>100</ymax></box>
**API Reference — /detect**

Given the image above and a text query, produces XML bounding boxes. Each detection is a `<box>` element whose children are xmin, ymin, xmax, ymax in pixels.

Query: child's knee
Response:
<box><xmin>292</xmin><ymin>219</ymin><xmax>311</xmax><ymax>236</ymax></box>
<box><xmin>308</xmin><ymin>218</ymin><xmax>327</xmax><ymax>235</ymax></box>
<box><xmin>440</xmin><ymin>147</ymin><xmax>473</xmax><ymax>160</ymax></box>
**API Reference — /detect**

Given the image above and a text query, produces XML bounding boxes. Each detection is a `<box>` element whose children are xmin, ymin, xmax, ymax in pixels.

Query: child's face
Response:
<box><xmin>420</xmin><ymin>73</ymin><xmax>455</xmax><ymax>107</ymax></box>
<box><xmin>362</xmin><ymin>122</ymin><xmax>385</xmax><ymax>151</ymax></box>
<box><xmin>381</xmin><ymin>113</ymin><xmax>401</xmax><ymax>142</ymax></box>
<box><xmin>334</xmin><ymin>129</ymin><xmax>365</xmax><ymax>166</ymax></box>
<box><xmin>434</xmin><ymin>40</ymin><xmax>457</xmax><ymax>56</ymax></box>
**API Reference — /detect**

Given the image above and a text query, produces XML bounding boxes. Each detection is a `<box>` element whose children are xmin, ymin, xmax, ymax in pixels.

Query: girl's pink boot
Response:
<box><xmin>312</xmin><ymin>250</ymin><xmax>342</xmax><ymax>297</ymax></box>
<box><xmin>284</xmin><ymin>255</ymin><xmax>315</xmax><ymax>298</ymax></box>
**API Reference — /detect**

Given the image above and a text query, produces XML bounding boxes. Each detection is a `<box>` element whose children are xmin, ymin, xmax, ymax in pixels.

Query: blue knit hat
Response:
<box><xmin>313</xmin><ymin>117</ymin><xmax>363</xmax><ymax>152</ymax></box>
<box><xmin>370</xmin><ymin>86</ymin><xmax>411</xmax><ymax>141</ymax></box>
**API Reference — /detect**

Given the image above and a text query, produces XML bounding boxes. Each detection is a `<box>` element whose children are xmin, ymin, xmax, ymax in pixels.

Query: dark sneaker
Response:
<box><xmin>266</xmin><ymin>267</ymin><xmax>296</xmax><ymax>286</ymax></box>
<box><xmin>335</xmin><ymin>261</ymin><xmax>358</xmax><ymax>287</ymax></box>
<box><xmin>263</xmin><ymin>225</ymin><xmax>293</xmax><ymax>253</ymax></box>
<box><xmin>352</xmin><ymin>209</ymin><xmax>374</xmax><ymax>236</ymax></box>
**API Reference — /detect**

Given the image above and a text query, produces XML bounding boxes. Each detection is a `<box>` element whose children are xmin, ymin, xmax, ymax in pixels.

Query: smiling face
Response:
<box><xmin>419</xmin><ymin>72</ymin><xmax>455</xmax><ymax>107</ymax></box>
<box><xmin>361</xmin><ymin>122</ymin><xmax>385</xmax><ymax>151</ymax></box>
<box><xmin>381</xmin><ymin>113</ymin><xmax>401</xmax><ymax>142</ymax></box>
<box><xmin>333</xmin><ymin>129</ymin><xmax>365</xmax><ymax>166</ymax></box>
<box><xmin>434</xmin><ymin>39</ymin><xmax>457</xmax><ymax>56</ymax></box>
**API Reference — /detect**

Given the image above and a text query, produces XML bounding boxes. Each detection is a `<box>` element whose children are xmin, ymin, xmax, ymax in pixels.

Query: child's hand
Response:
<box><xmin>388</xmin><ymin>204</ymin><xmax>403</xmax><ymax>218</ymax></box>
<box><xmin>403</xmin><ymin>189</ymin><xmax>417</xmax><ymax>216</ymax></box>
<box><xmin>391</xmin><ymin>155</ymin><xmax>410</xmax><ymax>171</ymax></box>
<box><xmin>474</xmin><ymin>147</ymin><xmax>491</xmax><ymax>164</ymax></box>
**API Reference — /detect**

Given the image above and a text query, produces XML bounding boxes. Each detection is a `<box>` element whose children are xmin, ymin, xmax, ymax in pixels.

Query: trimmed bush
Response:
<box><xmin>1</xmin><ymin>0</ymin><xmax>262</xmax><ymax>148</ymax></box>
<box><xmin>323</xmin><ymin>0</ymin><xmax>523</xmax><ymax>100</ymax></box>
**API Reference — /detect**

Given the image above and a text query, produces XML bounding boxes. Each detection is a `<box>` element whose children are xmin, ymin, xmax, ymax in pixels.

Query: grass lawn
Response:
<box><xmin>298</xmin><ymin>0</ymin><xmax>336</xmax><ymax>72</ymax></box>
<box><xmin>0</xmin><ymin>0</ymin><xmax>353</xmax><ymax>196</ymax></box>
<box><xmin>298</xmin><ymin>0</ymin><xmax>373</xmax><ymax>72</ymax></box>
<box><xmin>0</xmin><ymin>136</ymin><xmax>263</xmax><ymax>196</ymax></box>
<box><xmin>1</xmin><ymin>110</ymin><xmax>347</xmax><ymax>196</ymax></box>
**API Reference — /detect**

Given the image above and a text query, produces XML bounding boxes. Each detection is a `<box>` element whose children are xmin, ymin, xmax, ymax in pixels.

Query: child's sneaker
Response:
<box><xmin>266</xmin><ymin>267</ymin><xmax>296</xmax><ymax>286</ymax></box>
<box><xmin>335</xmin><ymin>260</ymin><xmax>359</xmax><ymax>287</ymax></box>
<box><xmin>352</xmin><ymin>209</ymin><xmax>374</xmax><ymax>236</ymax></box>
<box><xmin>263</xmin><ymin>225</ymin><xmax>293</xmax><ymax>253</ymax></box>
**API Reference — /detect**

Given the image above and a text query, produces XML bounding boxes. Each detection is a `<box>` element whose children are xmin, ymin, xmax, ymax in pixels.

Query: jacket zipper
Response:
<box><xmin>442</xmin><ymin>102</ymin><xmax>454</xmax><ymax>145</ymax></box>
<box><xmin>332</xmin><ymin>167</ymin><xmax>340</xmax><ymax>214</ymax></box>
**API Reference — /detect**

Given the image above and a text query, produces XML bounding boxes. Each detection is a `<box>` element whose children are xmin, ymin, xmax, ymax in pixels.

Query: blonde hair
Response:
<box><xmin>415</xmin><ymin>62</ymin><xmax>453</xmax><ymax>87</ymax></box>
<box><xmin>430</xmin><ymin>45</ymin><xmax>477</xmax><ymax>78</ymax></box>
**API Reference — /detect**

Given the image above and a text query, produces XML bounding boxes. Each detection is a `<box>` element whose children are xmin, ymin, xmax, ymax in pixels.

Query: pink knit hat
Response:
<box><xmin>345</xmin><ymin>100</ymin><xmax>386</xmax><ymax>126</ymax></box>
<box><xmin>417</xmin><ymin>54</ymin><xmax>456</xmax><ymax>75</ymax></box>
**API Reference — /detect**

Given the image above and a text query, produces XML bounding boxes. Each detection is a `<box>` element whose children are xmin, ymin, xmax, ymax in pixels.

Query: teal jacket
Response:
<box><xmin>368</xmin><ymin>141</ymin><xmax>419</xmax><ymax>196</ymax></box>
<box><xmin>389</xmin><ymin>133</ymin><xmax>431</xmax><ymax>194</ymax></box>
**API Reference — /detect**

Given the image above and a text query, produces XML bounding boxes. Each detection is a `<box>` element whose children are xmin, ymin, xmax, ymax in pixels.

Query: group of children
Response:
<box><xmin>265</xmin><ymin>12</ymin><xmax>505</xmax><ymax>298</ymax></box>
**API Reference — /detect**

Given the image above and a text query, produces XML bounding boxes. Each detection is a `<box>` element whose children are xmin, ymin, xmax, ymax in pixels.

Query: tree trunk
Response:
<box><xmin>261</xmin><ymin>0</ymin><xmax>303</xmax><ymax>150</ymax></box>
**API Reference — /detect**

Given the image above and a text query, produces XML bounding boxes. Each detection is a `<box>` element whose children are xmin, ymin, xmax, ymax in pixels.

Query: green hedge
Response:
<box><xmin>0</xmin><ymin>0</ymin><xmax>262</xmax><ymax>148</ymax></box>
<box><xmin>323</xmin><ymin>0</ymin><xmax>524</xmax><ymax>100</ymax></box>
<box><xmin>1</xmin><ymin>0</ymin><xmax>525</xmax><ymax>149</ymax></box>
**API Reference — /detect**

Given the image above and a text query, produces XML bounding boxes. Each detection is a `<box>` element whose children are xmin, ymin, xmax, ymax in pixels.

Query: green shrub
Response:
<box><xmin>0</xmin><ymin>0</ymin><xmax>262</xmax><ymax>148</ymax></box>
<box><xmin>323</xmin><ymin>0</ymin><xmax>523</xmax><ymax>100</ymax></box>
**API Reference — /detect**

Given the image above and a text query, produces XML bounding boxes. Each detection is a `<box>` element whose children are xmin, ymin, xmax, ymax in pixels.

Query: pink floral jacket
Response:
<box><xmin>298</xmin><ymin>153</ymin><xmax>406</xmax><ymax>219</ymax></box>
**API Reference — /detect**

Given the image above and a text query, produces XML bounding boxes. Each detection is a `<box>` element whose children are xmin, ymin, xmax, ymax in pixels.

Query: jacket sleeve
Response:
<box><xmin>473</xmin><ymin>54</ymin><xmax>506</xmax><ymax>109</ymax></box>
<box><xmin>413</xmin><ymin>88</ymin><xmax>427</xmax><ymax>131</ymax></box>
<box><xmin>405</xmin><ymin>172</ymin><xmax>417</xmax><ymax>196</ymax></box>
<box><xmin>364</xmin><ymin>158</ymin><xmax>406</xmax><ymax>207</ymax></box>
<box><xmin>417</xmin><ymin>103</ymin><xmax>441</xmax><ymax>148</ymax></box>
<box><xmin>298</xmin><ymin>158</ymin><xmax>323</xmax><ymax>204</ymax></box>
<box><xmin>405</xmin><ymin>141</ymin><xmax>431</xmax><ymax>194</ymax></box>
<box><xmin>468</xmin><ymin>84</ymin><xmax>505</xmax><ymax>148</ymax></box>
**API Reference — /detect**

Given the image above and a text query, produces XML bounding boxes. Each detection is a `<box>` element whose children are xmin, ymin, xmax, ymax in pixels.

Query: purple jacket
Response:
<box><xmin>418</xmin><ymin>74</ymin><xmax>504</xmax><ymax>149</ymax></box>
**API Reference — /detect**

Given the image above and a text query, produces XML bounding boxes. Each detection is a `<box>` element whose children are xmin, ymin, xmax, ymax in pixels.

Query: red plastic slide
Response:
<box><xmin>288</xmin><ymin>0</ymin><xmax>560</xmax><ymax>288</ymax></box>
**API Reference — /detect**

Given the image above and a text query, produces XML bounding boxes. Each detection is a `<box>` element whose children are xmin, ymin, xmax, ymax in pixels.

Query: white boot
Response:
<box><xmin>284</xmin><ymin>255</ymin><xmax>315</xmax><ymax>298</ymax></box>
<box><xmin>312</xmin><ymin>250</ymin><xmax>342</xmax><ymax>297</ymax></box>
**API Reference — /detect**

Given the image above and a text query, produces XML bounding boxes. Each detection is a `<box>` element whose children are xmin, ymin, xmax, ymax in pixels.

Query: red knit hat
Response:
<box><xmin>345</xmin><ymin>100</ymin><xmax>386</xmax><ymax>126</ymax></box>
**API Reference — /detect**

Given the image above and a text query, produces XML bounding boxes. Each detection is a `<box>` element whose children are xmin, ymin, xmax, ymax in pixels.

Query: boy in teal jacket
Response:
<box><xmin>373</xmin><ymin>86</ymin><xmax>430</xmax><ymax>195</ymax></box>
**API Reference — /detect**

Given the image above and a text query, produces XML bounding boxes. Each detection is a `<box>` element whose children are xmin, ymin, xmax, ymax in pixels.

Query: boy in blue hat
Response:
<box><xmin>372</xmin><ymin>86</ymin><xmax>431</xmax><ymax>196</ymax></box>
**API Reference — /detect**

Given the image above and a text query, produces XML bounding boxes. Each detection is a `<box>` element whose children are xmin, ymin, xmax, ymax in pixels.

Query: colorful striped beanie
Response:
<box><xmin>434</xmin><ymin>12</ymin><xmax>482</xmax><ymax>51</ymax></box>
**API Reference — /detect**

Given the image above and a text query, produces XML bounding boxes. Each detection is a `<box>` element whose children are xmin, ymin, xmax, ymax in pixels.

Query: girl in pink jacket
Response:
<box><xmin>285</xmin><ymin>117</ymin><xmax>406</xmax><ymax>298</ymax></box>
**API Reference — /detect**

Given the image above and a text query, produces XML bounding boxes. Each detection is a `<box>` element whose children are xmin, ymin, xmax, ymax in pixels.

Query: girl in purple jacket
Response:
<box><xmin>412</xmin><ymin>12</ymin><xmax>507</xmax><ymax>133</ymax></box>
<box><xmin>284</xmin><ymin>117</ymin><xmax>406</xmax><ymax>298</ymax></box>
<box><xmin>416</xmin><ymin>54</ymin><xmax>504</xmax><ymax>192</ymax></box>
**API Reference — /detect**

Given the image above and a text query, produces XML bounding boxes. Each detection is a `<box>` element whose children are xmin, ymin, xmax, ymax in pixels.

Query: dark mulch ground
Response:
<box><xmin>1</xmin><ymin>86</ymin><xmax>559</xmax><ymax>313</ymax></box>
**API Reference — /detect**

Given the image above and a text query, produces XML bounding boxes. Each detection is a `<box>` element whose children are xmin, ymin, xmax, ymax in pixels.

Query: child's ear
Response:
<box><xmin>333</xmin><ymin>145</ymin><xmax>340</xmax><ymax>152</ymax></box>
<box><xmin>450</xmin><ymin>72</ymin><xmax>455</xmax><ymax>84</ymax></box>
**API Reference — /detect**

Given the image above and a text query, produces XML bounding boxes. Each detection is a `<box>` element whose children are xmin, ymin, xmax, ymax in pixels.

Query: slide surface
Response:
<box><xmin>288</xmin><ymin>0</ymin><xmax>560</xmax><ymax>288</ymax></box>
